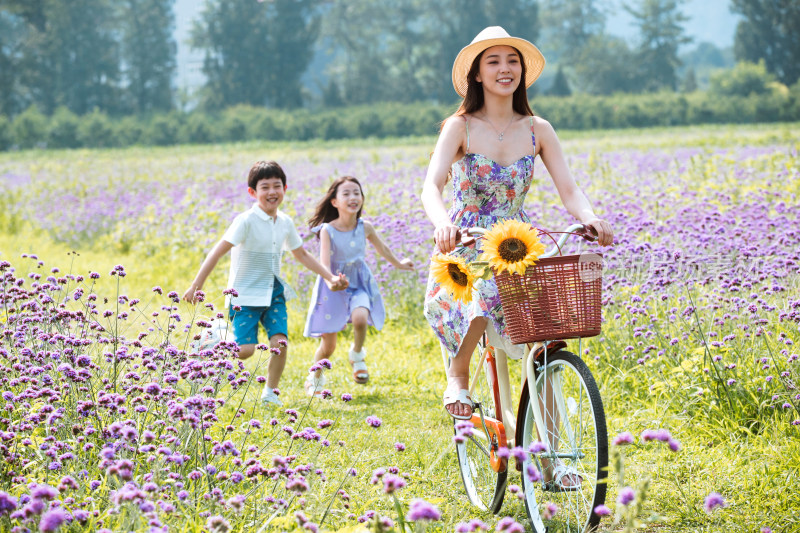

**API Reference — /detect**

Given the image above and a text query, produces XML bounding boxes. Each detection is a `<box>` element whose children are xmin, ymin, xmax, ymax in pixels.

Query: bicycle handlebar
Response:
<box><xmin>459</xmin><ymin>223</ymin><xmax>597</xmax><ymax>258</ymax></box>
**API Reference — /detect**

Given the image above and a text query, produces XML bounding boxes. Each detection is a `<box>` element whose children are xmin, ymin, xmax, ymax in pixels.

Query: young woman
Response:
<box><xmin>421</xmin><ymin>26</ymin><xmax>614</xmax><ymax>489</ymax></box>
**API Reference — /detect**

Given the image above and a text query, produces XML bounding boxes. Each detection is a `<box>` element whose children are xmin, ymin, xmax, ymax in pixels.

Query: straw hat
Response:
<box><xmin>451</xmin><ymin>26</ymin><xmax>546</xmax><ymax>98</ymax></box>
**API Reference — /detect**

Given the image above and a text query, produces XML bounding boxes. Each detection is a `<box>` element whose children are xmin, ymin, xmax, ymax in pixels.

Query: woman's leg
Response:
<box><xmin>538</xmin><ymin>373</ymin><xmax>581</xmax><ymax>488</ymax></box>
<box><xmin>445</xmin><ymin>316</ymin><xmax>488</xmax><ymax>418</ymax></box>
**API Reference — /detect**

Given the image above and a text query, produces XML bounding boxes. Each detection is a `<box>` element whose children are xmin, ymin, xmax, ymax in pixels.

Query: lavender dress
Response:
<box><xmin>424</xmin><ymin>117</ymin><xmax>536</xmax><ymax>359</ymax></box>
<box><xmin>304</xmin><ymin>219</ymin><xmax>386</xmax><ymax>336</ymax></box>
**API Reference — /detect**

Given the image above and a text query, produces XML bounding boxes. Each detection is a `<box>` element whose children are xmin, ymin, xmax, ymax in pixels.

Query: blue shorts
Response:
<box><xmin>228</xmin><ymin>281</ymin><xmax>288</xmax><ymax>345</ymax></box>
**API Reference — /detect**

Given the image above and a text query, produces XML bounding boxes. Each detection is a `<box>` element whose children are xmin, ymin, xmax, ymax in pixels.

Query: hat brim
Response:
<box><xmin>451</xmin><ymin>37</ymin><xmax>545</xmax><ymax>98</ymax></box>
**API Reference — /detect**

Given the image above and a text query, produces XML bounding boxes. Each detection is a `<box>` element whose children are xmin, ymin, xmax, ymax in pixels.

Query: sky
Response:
<box><xmin>173</xmin><ymin>0</ymin><xmax>741</xmax><ymax>92</ymax></box>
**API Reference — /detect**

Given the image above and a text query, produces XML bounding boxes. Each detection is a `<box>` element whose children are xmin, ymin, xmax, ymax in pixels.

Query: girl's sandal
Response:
<box><xmin>348</xmin><ymin>347</ymin><xmax>369</xmax><ymax>384</ymax></box>
<box><xmin>304</xmin><ymin>373</ymin><xmax>326</xmax><ymax>398</ymax></box>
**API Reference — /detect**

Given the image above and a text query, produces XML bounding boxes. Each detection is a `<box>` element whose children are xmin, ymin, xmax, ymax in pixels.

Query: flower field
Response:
<box><xmin>0</xmin><ymin>123</ymin><xmax>798</xmax><ymax>532</ymax></box>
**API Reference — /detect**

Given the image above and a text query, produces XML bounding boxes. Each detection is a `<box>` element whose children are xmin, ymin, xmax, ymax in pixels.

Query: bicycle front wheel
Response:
<box><xmin>454</xmin><ymin>338</ymin><xmax>507</xmax><ymax>514</ymax></box>
<box><xmin>516</xmin><ymin>350</ymin><xmax>608</xmax><ymax>533</ymax></box>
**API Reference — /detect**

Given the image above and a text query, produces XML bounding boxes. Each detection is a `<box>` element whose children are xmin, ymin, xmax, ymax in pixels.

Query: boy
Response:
<box><xmin>183</xmin><ymin>160</ymin><xmax>347</xmax><ymax>406</ymax></box>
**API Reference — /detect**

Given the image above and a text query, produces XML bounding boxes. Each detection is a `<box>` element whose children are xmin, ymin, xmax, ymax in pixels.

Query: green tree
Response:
<box><xmin>192</xmin><ymin>0</ymin><xmax>318</xmax><ymax>109</ymax></box>
<box><xmin>573</xmin><ymin>34</ymin><xmax>638</xmax><ymax>94</ymax></box>
<box><xmin>540</xmin><ymin>0</ymin><xmax>605</xmax><ymax>64</ymax></box>
<box><xmin>625</xmin><ymin>0</ymin><xmax>691</xmax><ymax>92</ymax></box>
<box><xmin>731</xmin><ymin>0</ymin><xmax>800</xmax><ymax>86</ymax></box>
<box><xmin>0</xmin><ymin>11</ymin><xmax>27</xmax><ymax>116</ymax></box>
<box><xmin>19</xmin><ymin>0</ymin><xmax>120</xmax><ymax>115</ymax></box>
<box><xmin>681</xmin><ymin>67</ymin><xmax>697</xmax><ymax>92</ymax></box>
<box><xmin>547</xmin><ymin>65</ymin><xmax>572</xmax><ymax>96</ymax></box>
<box><xmin>118</xmin><ymin>0</ymin><xmax>176</xmax><ymax>114</ymax></box>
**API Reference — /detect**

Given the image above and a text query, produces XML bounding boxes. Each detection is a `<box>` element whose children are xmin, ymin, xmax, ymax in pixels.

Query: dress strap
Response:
<box><xmin>463</xmin><ymin>115</ymin><xmax>470</xmax><ymax>151</ymax></box>
<box><xmin>529</xmin><ymin>116</ymin><xmax>536</xmax><ymax>151</ymax></box>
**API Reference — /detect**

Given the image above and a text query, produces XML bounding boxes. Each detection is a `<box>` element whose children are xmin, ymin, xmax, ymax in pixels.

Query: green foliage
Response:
<box><xmin>732</xmin><ymin>0</ymin><xmax>800</xmax><ymax>85</ymax></box>
<box><xmin>118</xmin><ymin>0</ymin><xmax>175</xmax><ymax>114</ymax></box>
<box><xmin>0</xmin><ymin>114</ymin><xmax>12</xmax><ymax>150</ymax></box>
<box><xmin>681</xmin><ymin>68</ymin><xmax>698</xmax><ymax>93</ymax></box>
<box><xmin>146</xmin><ymin>112</ymin><xmax>183</xmax><ymax>146</ymax></box>
<box><xmin>77</xmin><ymin>108</ymin><xmax>115</xmax><ymax>148</ymax></box>
<box><xmin>624</xmin><ymin>0</ymin><xmax>691</xmax><ymax>92</ymax></box>
<box><xmin>709</xmin><ymin>60</ymin><xmax>778</xmax><ymax>97</ymax></box>
<box><xmin>47</xmin><ymin>106</ymin><xmax>81</xmax><ymax>149</ymax></box>
<box><xmin>3</xmin><ymin>93</ymin><xmax>800</xmax><ymax>152</ymax></box>
<box><xmin>547</xmin><ymin>65</ymin><xmax>572</xmax><ymax>96</ymax></box>
<box><xmin>11</xmin><ymin>104</ymin><xmax>47</xmax><ymax>148</ymax></box>
<box><xmin>191</xmin><ymin>0</ymin><xmax>318</xmax><ymax>110</ymax></box>
<box><xmin>114</xmin><ymin>115</ymin><xmax>145</xmax><ymax>147</ymax></box>
<box><xmin>181</xmin><ymin>112</ymin><xmax>214</xmax><ymax>144</ymax></box>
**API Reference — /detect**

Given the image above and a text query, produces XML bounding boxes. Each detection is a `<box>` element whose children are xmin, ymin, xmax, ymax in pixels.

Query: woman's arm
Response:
<box><xmin>420</xmin><ymin>116</ymin><xmax>467</xmax><ymax>253</ymax></box>
<box><xmin>364</xmin><ymin>221</ymin><xmax>414</xmax><ymax>271</ymax></box>
<box><xmin>537</xmin><ymin>118</ymin><xmax>614</xmax><ymax>246</ymax></box>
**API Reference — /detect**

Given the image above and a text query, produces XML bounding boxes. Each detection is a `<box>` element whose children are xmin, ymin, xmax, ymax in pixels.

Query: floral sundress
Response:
<box><xmin>424</xmin><ymin>116</ymin><xmax>536</xmax><ymax>359</ymax></box>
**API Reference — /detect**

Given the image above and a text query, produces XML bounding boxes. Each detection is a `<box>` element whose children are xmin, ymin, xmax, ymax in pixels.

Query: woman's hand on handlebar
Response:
<box><xmin>582</xmin><ymin>217</ymin><xmax>614</xmax><ymax>247</ymax></box>
<box><xmin>433</xmin><ymin>224</ymin><xmax>475</xmax><ymax>254</ymax></box>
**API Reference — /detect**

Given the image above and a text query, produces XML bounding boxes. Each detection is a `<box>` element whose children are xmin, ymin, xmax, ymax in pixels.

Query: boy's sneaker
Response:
<box><xmin>260</xmin><ymin>387</ymin><xmax>283</xmax><ymax>406</ymax></box>
<box><xmin>192</xmin><ymin>318</ymin><xmax>230</xmax><ymax>352</ymax></box>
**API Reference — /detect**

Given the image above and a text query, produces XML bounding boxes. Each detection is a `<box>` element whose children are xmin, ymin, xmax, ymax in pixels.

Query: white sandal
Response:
<box><xmin>546</xmin><ymin>463</ymin><xmax>583</xmax><ymax>492</ymax></box>
<box><xmin>348</xmin><ymin>347</ymin><xmax>369</xmax><ymax>384</ymax></box>
<box><xmin>304</xmin><ymin>373</ymin><xmax>326</xmax><ymax>397</ymax></box>
<box><xmin>442</xmin><ymin>384</ymin><xmax>474</xmax><ymax>421</ymax></box>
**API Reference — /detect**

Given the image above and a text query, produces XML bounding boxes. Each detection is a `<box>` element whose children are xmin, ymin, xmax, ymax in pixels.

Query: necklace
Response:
<box><xmin>482</xmin><ymin>113</ymin><xmax>515</xmax><ymax>142</ymax></box>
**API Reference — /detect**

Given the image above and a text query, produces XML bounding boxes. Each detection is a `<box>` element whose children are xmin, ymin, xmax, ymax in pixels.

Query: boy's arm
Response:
<box><xmin>290</xmin><ymin>245</ymin><xmax>348</xmax><ymax>291</ymax></box>
<box><xmin>364</xmin><ymin>221</ymin><xmax>415</xmax><ymax>271</ymax></box>
<box><xmin>183</xmin><ymin>239</ymin><xmax>234</xmax><ymax>303</ymax></box>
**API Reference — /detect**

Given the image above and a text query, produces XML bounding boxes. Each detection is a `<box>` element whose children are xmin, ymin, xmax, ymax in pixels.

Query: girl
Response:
<box><xmin>421</xmin><ymin>26</ymin><xmax>613</xmax><ymax>490</ymax></box>
<box><xmin>303</xmin><ymin>176</ymin><xmax>414</xmax><ymax>396</ymax></box>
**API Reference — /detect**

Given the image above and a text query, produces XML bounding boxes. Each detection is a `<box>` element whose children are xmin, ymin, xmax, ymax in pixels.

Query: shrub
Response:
<box><xmin>77</xmin><ymin>109</ymin><xmax>116</xmax><ymax>148</ymax></box>
<box><xmin>147</xmin><ymin>112</ymin><xmax>183</xmax><ymax>146</ymax></box>
<box><xmin>11</xmin><ymin>105</ymin><xmax>48</xmax><ymax>149</ymax></box>
<box><xmin>181</xmin><ymin>113</ymin><xmax>214</xmax><ymax>144</ymax></box>
<box><xmin>709</xmin><ymin>61</ymin><xmax>777</xmax><ymax>97</ymax></box>
<box><xmin>114</xmin><ymin>116</ymin><xmax>146</xmax><ymax>147</ymax></box>
<box><xmin>251</xmin><ymin>112</ymin><xmax>285</xmax><ymax>141</ymax></box>
<box><xmin>47</xmin><ymin>107</ymin><xmax>81</xmax><ymax>149</ymax></box>
<box><xmin>0</xmin><ymin>114</ymin><xmax>11</xmax><ymax>150</ymax></box>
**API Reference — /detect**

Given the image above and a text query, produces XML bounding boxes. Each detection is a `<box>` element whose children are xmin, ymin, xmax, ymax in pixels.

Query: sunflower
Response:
<box><xmin>480</xmin><ymin>219</ymin><xmax>546</xmax><ymax>275</ymax></box>
<box><xmin>430</xmin><ymin>254</ymin><xmax>477</xmax><ymax>303</ymax></box>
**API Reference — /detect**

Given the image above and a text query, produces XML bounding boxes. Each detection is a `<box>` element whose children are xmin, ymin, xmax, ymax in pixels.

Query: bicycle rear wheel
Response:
<box><xmin>453</xmin><ymin>337</ymin><xmax>507</xmax><ymax>513</ymax></box>
<box><xmin>516</xmin><ymin>350</ymin><xmax>607</xmax><ymax>532</ymax></box>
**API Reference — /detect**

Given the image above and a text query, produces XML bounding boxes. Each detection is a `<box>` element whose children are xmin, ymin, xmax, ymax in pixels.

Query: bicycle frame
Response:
<box><xmin>444</xmin><ymin>223</ymin><xmax>589</xmax><ymax>471</ymax></box>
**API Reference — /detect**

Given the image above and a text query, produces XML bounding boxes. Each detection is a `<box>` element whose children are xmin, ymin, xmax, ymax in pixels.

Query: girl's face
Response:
<box><xmin>475</xmin><ymin>45</ymin><xmax>522</xmax><ymax>96</ymax></box>
<box><xmin>331</xmin><ymin>180</ymin><xmax>363</xmax><ymax>216</ymax></box>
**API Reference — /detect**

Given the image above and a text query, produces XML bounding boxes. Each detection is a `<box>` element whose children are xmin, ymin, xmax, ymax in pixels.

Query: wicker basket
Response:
<box><xmin>495</xmin><ymin>253</ymin><xmax>603</xmax><ymax>344</ymax></box>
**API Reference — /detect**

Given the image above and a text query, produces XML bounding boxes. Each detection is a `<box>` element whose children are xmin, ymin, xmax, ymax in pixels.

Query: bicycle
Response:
<box><xmin>441</xmin><ymin>223</ymin><xmax>608</xmax><ymax>533</ymax></box>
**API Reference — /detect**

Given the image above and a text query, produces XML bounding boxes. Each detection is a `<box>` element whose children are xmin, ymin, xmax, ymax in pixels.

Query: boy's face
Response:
<box><xmin>248</xmin><ymin>177</ymin><xmax>286</xmax><ymax>216</ymax></box>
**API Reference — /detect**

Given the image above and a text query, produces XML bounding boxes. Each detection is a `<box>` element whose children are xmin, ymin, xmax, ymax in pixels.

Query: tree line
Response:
<box><xmin>0</xmin><ymin>0</ymin><xmax>798</xmax><ymax>119</ymax></box>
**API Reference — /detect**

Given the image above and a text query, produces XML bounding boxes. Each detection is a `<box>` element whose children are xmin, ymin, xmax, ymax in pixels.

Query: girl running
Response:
<box><xmin>303</xmin><ymin>176</ymin><xmax>414</xmax><ymax>396</ymax></box>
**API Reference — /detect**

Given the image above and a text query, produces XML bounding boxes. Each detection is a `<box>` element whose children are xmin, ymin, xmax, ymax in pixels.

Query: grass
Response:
<box><xmin>1</xmin><ymin>122</ymin><xmax>798</xmax><ymax>532</ymax></box>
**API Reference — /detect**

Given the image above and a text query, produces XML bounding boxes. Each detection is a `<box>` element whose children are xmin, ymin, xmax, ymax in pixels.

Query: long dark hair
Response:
<box><xmin>454</xmin><ymin>47</ymin><xmax>535</xmax><ymax>119</ymax></box>
<box><xmin>308</xmin><ymin>176</ymin><xmax>364</xmax><ymax>230</ymax></box>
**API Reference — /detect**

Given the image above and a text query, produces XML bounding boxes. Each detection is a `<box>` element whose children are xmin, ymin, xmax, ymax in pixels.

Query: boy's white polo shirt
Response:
<box><xmin>223</xmin><ymin>204</ymin><xmax>303</xmax><ymax>308</ymax></box>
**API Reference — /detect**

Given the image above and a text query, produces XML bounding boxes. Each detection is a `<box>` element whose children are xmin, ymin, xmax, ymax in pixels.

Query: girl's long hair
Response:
<box><xmin>453</xmin><ymin>47</ymin><xmax>535</xmax><ymax>122</ymax></box>
<box><xmin>308</xmin><ymin>176</ymin><xmax>364</xmax><ymax>231</ymax></box>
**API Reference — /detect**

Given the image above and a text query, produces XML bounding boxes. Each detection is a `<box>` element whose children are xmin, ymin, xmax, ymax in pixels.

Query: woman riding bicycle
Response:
<box><xmin>421</xmin><ymin>26</ymin><xmax>614</xmax><ymax>490</ymax></box>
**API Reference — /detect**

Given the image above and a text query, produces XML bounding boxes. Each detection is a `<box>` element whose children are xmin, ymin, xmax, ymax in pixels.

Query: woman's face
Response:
<box><xmin>475</xmin><ymin>45</ymin><xmax>522</xmax><ymax>96</ymax></box>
